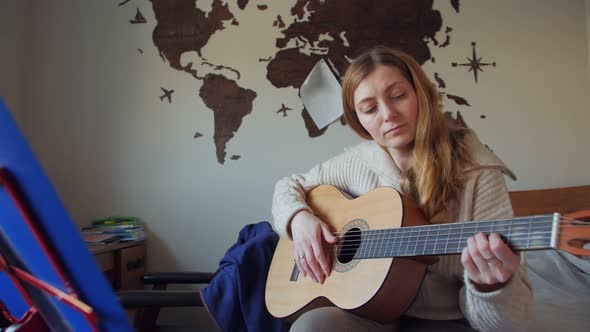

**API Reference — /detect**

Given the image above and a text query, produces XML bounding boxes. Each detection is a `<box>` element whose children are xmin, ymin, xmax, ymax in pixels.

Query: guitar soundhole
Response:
<box><xmin>338</xmin><ymin>227</ymin><xmax>361</xmax><ymax>264</ymax></box>
<box><xmin>333</xmin><ymin>219</ymin><xmax>367</xmax><ymax>272</ymax></box>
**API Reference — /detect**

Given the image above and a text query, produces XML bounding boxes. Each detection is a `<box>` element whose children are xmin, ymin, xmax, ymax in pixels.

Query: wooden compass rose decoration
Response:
<box><xmin>452</xmin><ymin>42</ymin><xmax>496</xmax><ymax>83</ymax></box>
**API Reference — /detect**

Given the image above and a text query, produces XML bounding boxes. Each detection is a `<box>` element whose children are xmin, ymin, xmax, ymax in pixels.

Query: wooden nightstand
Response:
<box><xmin>89</xmin><ymin>240</ymin><xmax>146</xmax><ymax>290</ymax></box>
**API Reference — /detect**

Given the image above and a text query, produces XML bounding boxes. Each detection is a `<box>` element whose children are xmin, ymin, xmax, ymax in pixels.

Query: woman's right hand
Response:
<box><xmin>290</xmin><ymin>210</ymin><xmax>338</xmax><ymax>284</ymax></box>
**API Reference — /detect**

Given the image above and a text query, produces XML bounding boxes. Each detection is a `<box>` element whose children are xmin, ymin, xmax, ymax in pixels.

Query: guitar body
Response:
<box><xmin>265</xmin><ymin>185</ymin><xmax>431</xmax><ymax>323</ymax></box>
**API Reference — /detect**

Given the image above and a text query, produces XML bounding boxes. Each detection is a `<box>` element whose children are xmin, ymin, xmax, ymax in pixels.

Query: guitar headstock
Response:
<box><xmin>556</xmin><ymin>210</ymin><xmax>590</xmax><ymax>256</ymax></box>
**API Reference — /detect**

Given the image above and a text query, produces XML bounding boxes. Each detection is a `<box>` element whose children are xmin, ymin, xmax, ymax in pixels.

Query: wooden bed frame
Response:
<box><xmin>509</xmin><ymin>184</ymin><xmax>590</xmax><ymax>217</ymax></box>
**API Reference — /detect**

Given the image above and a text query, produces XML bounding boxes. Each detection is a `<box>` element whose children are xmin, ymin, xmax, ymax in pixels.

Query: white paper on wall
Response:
<box><xmin>299</xmin><ymin>59</ymin><xmax>344</xmax><ymax>129</ymax></box>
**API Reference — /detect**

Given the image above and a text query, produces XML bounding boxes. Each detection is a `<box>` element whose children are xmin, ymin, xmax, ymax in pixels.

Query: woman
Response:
<box><xmin>271</xmin><ymin>46</ymin><xmax>533</xmax><ymax>331</ymax></box>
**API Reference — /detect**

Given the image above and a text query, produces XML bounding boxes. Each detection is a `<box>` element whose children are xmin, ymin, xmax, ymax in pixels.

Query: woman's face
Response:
<box><xmin>353</xmin><ymin>64</ymin><xmax>419</xmax><ymax>153</ymax></box>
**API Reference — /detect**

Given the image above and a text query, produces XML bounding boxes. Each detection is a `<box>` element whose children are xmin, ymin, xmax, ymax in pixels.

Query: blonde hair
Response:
<box><xmin>342</xmin><ymin>46</ymin><xmax>473</xmax><ymax>221</ymax></box>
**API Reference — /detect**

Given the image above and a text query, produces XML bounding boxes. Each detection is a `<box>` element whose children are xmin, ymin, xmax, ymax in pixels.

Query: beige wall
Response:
<box><xmin>8</xmin><ymin>0</ymin><xmax>590</xmax><ymax>329</ymax></box>
<box><xmin>0</xmin><ymin>0</ymin><xmax>29</xmax><ymax>127</ymax></box>
<box><xmin>587</xmin><ymin>0</ymin><xmax>590</xmax><ymax>70</ymax></box>
<box><xmin>429</xmin><ymin>0</ymin><xmax>590</xmax><ymax>190</ymax></box>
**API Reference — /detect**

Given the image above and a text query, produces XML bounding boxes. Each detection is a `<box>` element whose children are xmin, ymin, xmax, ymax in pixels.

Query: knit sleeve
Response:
<box><xmin>459</xmin><ymin>169</ymin><xmax>534</xmax><ymax>331</ymax></box>
<box><xmin>271</xmin><ymin>151</ymin><xmax>380</xmax><ymax>237</ymax></box>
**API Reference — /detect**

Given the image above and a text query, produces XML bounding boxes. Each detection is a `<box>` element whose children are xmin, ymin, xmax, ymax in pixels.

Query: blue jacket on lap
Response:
<box><xmin>201</xmin><ymin>221</ymin><xmax>288</xmax><ymax>332</ymax></box>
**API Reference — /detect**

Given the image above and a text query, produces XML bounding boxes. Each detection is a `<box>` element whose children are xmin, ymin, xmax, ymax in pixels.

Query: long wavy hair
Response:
<box><xmin>342</xmin><ymin>46</ymin><xmax>473</xmax><ymax>221</ymax></box>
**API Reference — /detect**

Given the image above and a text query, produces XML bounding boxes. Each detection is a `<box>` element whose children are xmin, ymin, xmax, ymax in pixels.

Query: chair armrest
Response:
<box><xmin>117</xmin><ymin>290</ymin><xmax>203</xmax><ymax>308</ymax></box>
<box><xmin>141</xmin><ymin>271</ymin><xmax>217</xmax><ymax>285</ymax></box>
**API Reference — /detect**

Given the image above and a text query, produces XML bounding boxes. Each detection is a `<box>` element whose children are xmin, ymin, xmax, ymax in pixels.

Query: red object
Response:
<box><xmin>0</xmin><ymin>167</ymin><xmax>99</xmax><ymax>331</ymax></box>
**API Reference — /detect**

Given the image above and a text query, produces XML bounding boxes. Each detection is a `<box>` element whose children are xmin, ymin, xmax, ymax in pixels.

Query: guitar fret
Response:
<box><xmin>391</xmin><ymin>229</ymin><xmax>397</xmax><ymax>257</ymax></box>
<box><xmin>409</xmin><ymin>228</ymin><xmax>416</xmax><ymax>256</ymax></box>
<box><xmin>380</xmin><ymin>230</ymin><xmax>386</xmax><ymax>257</ymax></box>
<box><xmin>457</xmin><ymin>222</ymin><xmax>464</xmax><ymax>253</ymax></box>
<box><xmin>433</xmin><ymin>224</ymin><xmax>439</xmax><ymax>255</ymax></box>
<box><xmin>392</xmin><ymin>229</ymin><xmax>398</xmax><ymax>257</ymax></box>
<box><xmin>383</xmin><ymin>229</ymin><xmax>389</xmax><ymax>257</ymax></box>
<box><xmin>372</xmin><ymin>230</ymin><xmax>377</xmax><ymax>258</ymax></box>
<box><xmin>393</xmin><ymin>228</ymin><xmax>399</xmax><ymax>257</ymax></box>
<box><xmin>418</xmin><ymin>228</ymin><xmax>425</xmax><ymax>256</ymax></box>
<box><xmin>377</xmin><ymin>230</ymin><xmax>386</xmax><ymax>257</ymax></box>
<box><xmin>383</xmin><ymin>231</ymin><xmax>389</xmax><ymax>256</ymax></box>
<box><xmin>357</xmin><ymin>231</ymin><xmax>365</xmax><ymax>259</ymax></box>
<box><xmin>366</xmin><ymin>231</ymin><xmax>374</xmax><ymax>258</ymax></box>
<box><xmin>402</xmin><ymin>228</ymin><xmax>410</xmax><ymax>257</ymax></box>
<box><xmin>387</xmin><ymin>229</ymin><xmax>394</xmax><ymax>257</ymax></box>
<box><xmin>412</xmin><ymin>228</ymin><xmax>420</xmax><ymax>256</ymax></box>
<box><xmin>394</xmin><ymin>230</ymin><xmax>400</xmax><ymax>256</ymax></box>
<box><xmin>526</xmin><ymin>217</ymin><xmax>533</xmax><ymax>248</ymax></box>
<box><xmin>492</xmin><ymin>223</ymin><xmax>510</xmax><ymax>245</ymax></box>
<box><xmin>378</xmin><ymin>230</ymin><xmax>384</xmax><ymax>258</ymax></box>
<box><xmin>508</xmin><ymin>220</ymin><xmax>513</xmax><ymax>246</ymax></box>
<box><xmin>373</xmin><ymin>231</ymin><xmax>379</xmax><ymax>258</ymax></box>
<box><xmin>396</xmin><ymin>228</ymin><xmax>403</xmax><ymax>257</ymax></box>
<box><xmin>382</xmin><ymin>230</ymin><xmax>389</xmax><ymax>258</ymax></box>
<box><xmin>422</xmin><ymin>228</ymin><xmax>430</xmax><ymax>256</ymax></box>
<box><xmin>374</xmin><ymin>230</ymin><xmax>382</xmax><ymax>258</ymax></box>
<box><xmin>365</xmin><ymin>231</ymin><xmax>372</xmax><ymax>258</ymax></box>
<box><xmin>390</xmin><ymin>229</ymin><xmax>399</xmax><ymax>257</ymax></box>
<box><xmin>389</xmin><ymin>230</ymin><xmax>396</xmax><ymax>257</ymax></box>
<box><xmin>444</xmin><ymin>224</ymin><xmax>449</xmax><ymax>254</ymax></box>
<box><xmin>373</xmin><ymin>231</ymin><xmax>381</xmax><ymax>257</ymax></box>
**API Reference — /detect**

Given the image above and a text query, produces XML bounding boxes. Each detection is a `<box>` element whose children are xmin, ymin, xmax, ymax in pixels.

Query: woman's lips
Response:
<box><xmin>385</xmin><ymin>124</ymin><xmax>406</xmax><ymax>135</ymax></box>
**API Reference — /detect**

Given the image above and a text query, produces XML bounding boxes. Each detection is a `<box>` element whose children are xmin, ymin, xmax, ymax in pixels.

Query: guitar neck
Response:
<box><xmin>354</xmin><ymin>214</ymin><xmax>559</xmax><ymax>259</ymax></box>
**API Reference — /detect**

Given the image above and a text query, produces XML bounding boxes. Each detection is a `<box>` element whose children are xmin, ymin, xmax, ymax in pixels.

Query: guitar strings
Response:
<box><xmin>331</xmin><ymin>237</ymin><xmax>556</xmax><ymax>256</ymax></box>
<box><xmin>329</xmin><ymin>218</ymin><xmax>554</xmax><ymax>238</ymax></box>
<box><xmin>327</xmin><ymin>216</ymin><xmax>553</xmax><ymax>236</ymax></box>
<box><xmin>330</xmin><ymin>230</ymin><xmax>555</xmax><ymax>247</ymax></box>
<box><xmin>331</xmin><ymin>225</ymin><xmax>555</xmax><ymax>243</ymax></box>
<box><xmin>336</xmin><ymin>237</ymin><xmax>551</xmax><ymax>250</ymax></box>
<box><xmin>327</xmin><ymin>217</ymin><xmax>588</xmax><ymax>237</ymax></box>
<box><xmin>330</xmin><ymin>224</ymin><xmax>590</xmax><ymax>255</ymax></box>
<box><xmin>331</xmin><ymin>233</ymin><xmax>555</xmax><ymax>253</ymax></box>
<box><xmin>325</xmin><ymin>224</ymin><xmax>560</xmax><ymax>252</ymax></box>
<box><xmin>558</xmin><ymin>215</ymin><xmax>590</xmax><ymax>224</ymax></box>
<box><xmin>331</xmin><ymin>227</ymin><xmax>555</xmax><ymax>248</ymax></box>
<box><xmin>328</xmin><ymin>223</ymin><xmax>590</xmax><ymax>249</ymax></box>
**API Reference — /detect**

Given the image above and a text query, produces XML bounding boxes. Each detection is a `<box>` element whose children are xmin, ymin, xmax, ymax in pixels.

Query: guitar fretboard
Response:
<box><xmin>351</xmin><ymin>215</ymin><xmax>557</xmax><ymax>259</ymax></box>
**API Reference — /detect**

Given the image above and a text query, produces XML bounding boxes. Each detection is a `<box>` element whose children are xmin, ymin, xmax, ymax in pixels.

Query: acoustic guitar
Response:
<box><xmin>265</xmin><ymin>185</ymin><xmax>590</xmax><ymax>323</ymax></box>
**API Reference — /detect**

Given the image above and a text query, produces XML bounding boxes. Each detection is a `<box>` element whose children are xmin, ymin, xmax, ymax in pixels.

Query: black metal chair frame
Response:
<box><xmin>117</xmin><ymin>271</ymin><xmax>218</xmax><ymax>331</ymax></box>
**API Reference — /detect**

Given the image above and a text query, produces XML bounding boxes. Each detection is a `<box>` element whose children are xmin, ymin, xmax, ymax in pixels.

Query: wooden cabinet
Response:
<box><xmin>89</xmin><ymin>241</ymin><xmax>146</xmax><ymax>290</ymax></box>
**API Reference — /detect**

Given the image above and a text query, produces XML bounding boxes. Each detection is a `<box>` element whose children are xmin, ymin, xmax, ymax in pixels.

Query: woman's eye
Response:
<box><xmin>391</xmin><ymin>92</ymin><xmax>405</xmax><ymax>100</ymax></box>
<box><xmin>364</xmin><ymin>106</ymin><xmax>376</xmax><ymax>113</ymax></box>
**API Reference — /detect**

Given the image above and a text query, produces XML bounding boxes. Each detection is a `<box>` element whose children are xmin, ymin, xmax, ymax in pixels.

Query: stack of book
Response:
<box><xmin>81</xmin><ymin>232</ymin><xmax>122</xmax><ymax>245</ymax></box>
<box><xmin>81</xmin><ymin>216</ymin><xmax>145</xmax><ymax>244</ymax></box>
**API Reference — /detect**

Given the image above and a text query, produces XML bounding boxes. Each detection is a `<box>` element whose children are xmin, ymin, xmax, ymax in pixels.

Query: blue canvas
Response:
<box><xmin>0</xmin><ymin>99</ymin><xmax>132</xmax><ymax>331</ymax></box>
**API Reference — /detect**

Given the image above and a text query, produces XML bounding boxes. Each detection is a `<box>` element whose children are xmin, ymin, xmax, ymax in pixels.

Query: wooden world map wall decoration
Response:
<box><xmin>452</xmin><ymin>42</ymin><xmax>497</xmax><ymax>83</ymax></box>
<box><xmin>118</xmin><ymin>0</ymin><xmax>491</xmax><ymax>164</ymax></box>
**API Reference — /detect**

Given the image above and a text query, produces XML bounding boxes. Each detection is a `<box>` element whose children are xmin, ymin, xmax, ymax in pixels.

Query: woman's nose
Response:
<box><xmin>381</xmin><ymin>102</ymin><xmax>399</xmax><ymax>122</ymax></box>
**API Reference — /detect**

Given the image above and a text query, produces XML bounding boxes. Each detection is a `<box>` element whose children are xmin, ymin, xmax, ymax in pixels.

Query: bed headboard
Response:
<box><xmin>509</xmin><ymin>185</ymin><xmax>590</xmax><ymax>217</ymax></box>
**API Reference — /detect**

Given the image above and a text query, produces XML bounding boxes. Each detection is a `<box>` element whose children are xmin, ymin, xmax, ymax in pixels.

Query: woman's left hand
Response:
<box><xmin>461</xmin><ymin>232</ymin><xmax>521</xmax><ymax>292</ymax></box>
